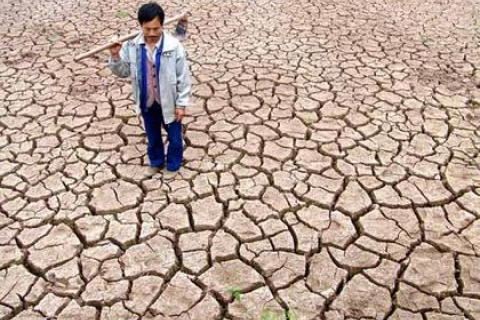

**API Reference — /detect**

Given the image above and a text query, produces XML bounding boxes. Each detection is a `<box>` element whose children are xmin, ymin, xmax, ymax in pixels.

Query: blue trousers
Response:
<box><xmin>142</xmin><ymin>102</ymin><xmax>183</xmax><ymax>171</ymax></box>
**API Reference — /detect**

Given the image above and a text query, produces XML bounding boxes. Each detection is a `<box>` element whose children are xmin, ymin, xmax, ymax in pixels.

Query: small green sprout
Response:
<box><xmin>286</xmin><ymin>310</ymin><xmax>297</xmax><ymax>320</ymax></box>
<box><xmin>115</xmin><ymin>10</ymin><xmax>129</xmax><ymax>18</ymax></box>
<box><xmin>227</xmin><ymin>287</ymin><xmax>242</xmax><ymax>301</ymax></box>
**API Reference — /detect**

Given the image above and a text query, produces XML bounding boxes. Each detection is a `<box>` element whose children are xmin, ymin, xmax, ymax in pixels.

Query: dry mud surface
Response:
<box><xmin>0</xmin><ymin>0</ymin><xmax>480</xmax><ymax>319</ymax></box>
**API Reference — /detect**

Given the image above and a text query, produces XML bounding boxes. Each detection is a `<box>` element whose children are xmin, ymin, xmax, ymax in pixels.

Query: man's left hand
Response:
<box><xmin>175</xmin><ymin>108</ymin><xmax>185</xmax><ymax>122</ymax></box>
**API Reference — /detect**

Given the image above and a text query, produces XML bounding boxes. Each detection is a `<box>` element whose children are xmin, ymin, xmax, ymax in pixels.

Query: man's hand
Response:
<box><xmin>175</xmin><ymin>108</ymin><xmax>185</xmax><ymax>122</ymax></box>
<box><xmin>109</xmin><ymin>36</ymin><xmax>121</xmax><ymax>60</ymax></box>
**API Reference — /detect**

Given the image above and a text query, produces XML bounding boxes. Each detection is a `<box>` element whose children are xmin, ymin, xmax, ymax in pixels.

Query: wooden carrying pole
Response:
<box><xmin>74</xmin><ymin>12</ymin><xmax>187</xmax><ymax>62</ymax></box>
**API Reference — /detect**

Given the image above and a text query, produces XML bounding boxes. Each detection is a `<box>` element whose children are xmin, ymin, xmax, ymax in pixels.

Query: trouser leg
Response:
<box><xmin>142</xmin><ymin>103</ymin><xmax>165</xmax><ymax>168</ymax></box>
<box><xmin>165</xmin><ymin>119</ymin><xmax>183</xmax><ymax>171</ymax></box>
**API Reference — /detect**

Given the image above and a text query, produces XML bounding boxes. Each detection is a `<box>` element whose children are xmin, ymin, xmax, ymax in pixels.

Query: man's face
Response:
<box><xmin>141</xmin><ymin>17</ymin><xmax>163</xmax><ymax>44</ymax></box>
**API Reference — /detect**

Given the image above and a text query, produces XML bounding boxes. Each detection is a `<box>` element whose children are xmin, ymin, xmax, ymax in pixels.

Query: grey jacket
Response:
<box><xmin>109</xmin><ymin>31</ymin><xmax>191</xmax><ymax>124</ymax></box>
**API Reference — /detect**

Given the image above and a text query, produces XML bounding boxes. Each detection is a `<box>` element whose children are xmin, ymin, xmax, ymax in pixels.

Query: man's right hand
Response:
<box><xmin>109</xmin><ymin>36</ymin><xmax>121</xmax><ymax>60</ymax></box>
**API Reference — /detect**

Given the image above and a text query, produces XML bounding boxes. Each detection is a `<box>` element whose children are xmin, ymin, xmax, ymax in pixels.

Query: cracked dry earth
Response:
<box><xmin>1</xmin><ymin>0</ymin><xmax>480</xmax><ymax>319</ymax></box>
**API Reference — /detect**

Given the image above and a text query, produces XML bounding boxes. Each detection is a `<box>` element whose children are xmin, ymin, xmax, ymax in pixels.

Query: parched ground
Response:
<box><xmin>1</xmin><ymin>0</ymin><xmax>480</xmax><ymax>319</ymax></box>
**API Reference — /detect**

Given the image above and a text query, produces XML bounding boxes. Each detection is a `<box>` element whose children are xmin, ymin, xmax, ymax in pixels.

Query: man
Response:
<box><xmin>109</xmin><ymin>2</ymin><xmax>191</xmax><ymax>179</ymax></box>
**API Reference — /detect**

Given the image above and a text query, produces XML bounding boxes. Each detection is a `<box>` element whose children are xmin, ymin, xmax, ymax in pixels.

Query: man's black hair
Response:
<box><xmin>138</xmin><ymin>2</ymin><xmax>165</xmax><ymax>25</ymax></box>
